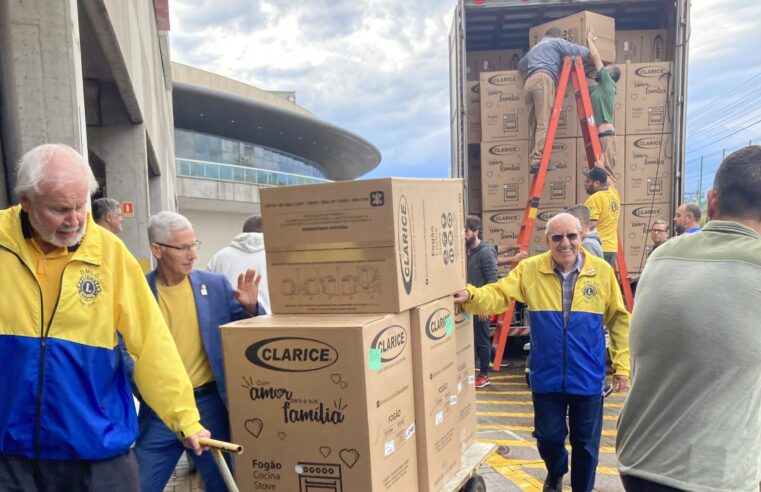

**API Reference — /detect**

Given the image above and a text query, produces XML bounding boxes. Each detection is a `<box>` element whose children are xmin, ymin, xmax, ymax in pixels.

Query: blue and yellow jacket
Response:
<box><xmin>464</xmin><ymin>249</ymin><xmax>630</xmax><ymax>395</ymax></box>
<box><xmin>0</xmin><ymin>205</ymin><xmax>202</xmax><ymax>460</ymax></box>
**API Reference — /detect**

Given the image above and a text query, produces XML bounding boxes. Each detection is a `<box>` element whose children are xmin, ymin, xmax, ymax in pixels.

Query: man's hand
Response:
<box><xmin>613</xmin><ymin>375</ymin><xmax>629</xmax><ymax>392</ymax></box>
<box><xmin>183</xmin><ymin>427</ymin><xmax>211</xmax><ymax>456</ymax></box>
<box><xmin>587</xmin><ymin>27</ymin><xmax>595</xmax><ymax>42</ymax></box>
<box><xmin>512</xmin><ymin>250</ymin><xmax>529</xmax><ymax>263</ymax></box>
<box><xmin>236</xmin><ymin>268</ymin><xmax>262</xmax><ymax>313</ymax></box>
<box><xmin>453</xmin><ymin>289</ymin><xmax>470</xmax><ymax>304</ymax></box>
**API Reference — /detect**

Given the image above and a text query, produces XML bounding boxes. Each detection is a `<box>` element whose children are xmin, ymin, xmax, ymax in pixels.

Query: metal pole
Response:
<box><xmin>697</xmin><ymin>156</ymin><xmax>703</xmax><ymax>206</ymax></box>
<box><xmin>210</xmin><ymin>448</ymin><xmax>239</xmax><ymax>492</ymax></box>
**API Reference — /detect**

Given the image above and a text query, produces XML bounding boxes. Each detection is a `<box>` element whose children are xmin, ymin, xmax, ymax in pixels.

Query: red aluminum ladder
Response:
<box><xmin>490</xmin><ymin>56</ymin><xmax>634</xmax><ymax>372</ymax></box>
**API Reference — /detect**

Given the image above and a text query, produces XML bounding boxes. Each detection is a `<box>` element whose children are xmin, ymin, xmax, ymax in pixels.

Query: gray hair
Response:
<box><xmin>92</xmin><ymin>198</ymin><xmax>121</xmax><ymax>222</ymax></box>
<box><xmin>148</xmin><ymin>211</ymin><xmax>193</xmax><ymax>244</ymax></box>
<box><xmin>563</xmin><ymin>204</ymin><xmax>591</xmax><ymax>227</ymax></box>
<box><xmin>15</xmin><ymin>143</ymin><xmax>98</xmax><ymax>198</ymax></box>
<box><xmin>652</xmin><ymin>218</ymin><xmax>669</xmax><ymax>230</ymax></box>
<box><xmin>545</xmin><ymin>212</ymin><xmax>582</xmax><ymax>236</ymax></box>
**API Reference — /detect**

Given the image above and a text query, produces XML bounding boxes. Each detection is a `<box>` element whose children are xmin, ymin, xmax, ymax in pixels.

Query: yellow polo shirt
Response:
<box><xmin>585</xmin><ymin>187</ymin><xmax>621</xmax><ymax>253</ymax></box>
<box><xmin>26</xmin><ymin>239</ymin><xmax>72</xmax><ymax>329</ymax></box>
<box><xmin>157</xmin><ymin>278</ymin><xmax>215</xmax><ymax>388</ymax></box>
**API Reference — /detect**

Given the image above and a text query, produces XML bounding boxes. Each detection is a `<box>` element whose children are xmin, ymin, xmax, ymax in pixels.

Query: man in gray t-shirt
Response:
<box><xmin>616</xmin><ymin>146</ymin><xmax>761</xmax><ymax>492</ymax></box>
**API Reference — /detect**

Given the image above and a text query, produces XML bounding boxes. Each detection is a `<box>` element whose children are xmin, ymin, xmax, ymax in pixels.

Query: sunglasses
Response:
<box><xmin>550</xmin><ymin>233</ymin><xmax>579</xmax><ymax>243</ymax></box>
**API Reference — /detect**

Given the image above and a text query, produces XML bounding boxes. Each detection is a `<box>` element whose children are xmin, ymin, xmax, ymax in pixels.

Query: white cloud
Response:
<box><xmin>168</xmin><ymin>0</ymin><xmax>760</xmax><ymax>184</ymax></box>
<box><xmin>169</xmin><ymin>0</ymin><xmax>456</xmax><ymax>177</ymax></box>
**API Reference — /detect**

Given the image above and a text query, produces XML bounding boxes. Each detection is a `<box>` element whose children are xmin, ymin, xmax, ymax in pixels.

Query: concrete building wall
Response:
<box><xmin>181</xmin><ymin>209</ymin><xmax>252</xmax><ymax>268</ymax></box>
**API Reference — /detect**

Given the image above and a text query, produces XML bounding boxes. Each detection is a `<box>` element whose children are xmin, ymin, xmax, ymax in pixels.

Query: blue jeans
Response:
<box><xmin>532</xmin><ymin>392</ymin><xmax>603</xmax><ymax>492</ymax></box>
<box><xmin>134</xmin><ymin>389</ymin><xmax>231</xmax><ymax>492</ymax></box>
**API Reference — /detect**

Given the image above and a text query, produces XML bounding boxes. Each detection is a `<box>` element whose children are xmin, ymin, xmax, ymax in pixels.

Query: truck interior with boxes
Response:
<box><xmin>449</xmin><ymin>0</ymin><xmax>690</xmax><ymax>321</ymax></box>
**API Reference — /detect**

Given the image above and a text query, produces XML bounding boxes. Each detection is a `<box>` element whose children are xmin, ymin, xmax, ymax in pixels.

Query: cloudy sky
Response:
<box><xmin>169</xmin><ymin>0</ymin><xmax>761</xmax><ymax>197</ymax></box>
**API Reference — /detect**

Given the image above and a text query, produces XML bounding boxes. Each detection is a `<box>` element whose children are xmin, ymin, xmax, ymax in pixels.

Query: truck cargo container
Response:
<box><xmin>450</xmin><ymin>0</ymin><xmax>690</xmax><ymax>274</ymax></box>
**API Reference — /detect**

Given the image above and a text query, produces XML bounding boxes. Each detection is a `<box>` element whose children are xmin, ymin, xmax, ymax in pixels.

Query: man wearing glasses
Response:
<box><xmin>454</xmin><ymin>212</ymin><xmax>630</xmax><ymax>492</ymax></box>
<box><xmin>629</xmin><ymin>219</ymin><xmax>669</xmax><ymax>286</ymax></box>
<box><xmin>130</xmin><ymin>211</ymin><xmax>264</xmax><ymax>492</ymax></box>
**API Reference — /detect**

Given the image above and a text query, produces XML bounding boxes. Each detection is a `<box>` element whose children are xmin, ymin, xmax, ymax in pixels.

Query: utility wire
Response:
<box><xmin>687</xmin><ymin>119</ymin><xmax>761</xmax><ymax>154</ymax></box>
<box><xmin>686</xmin><ymin>71</ymin><xmax>761</xmax><ymax>123</ymax></box>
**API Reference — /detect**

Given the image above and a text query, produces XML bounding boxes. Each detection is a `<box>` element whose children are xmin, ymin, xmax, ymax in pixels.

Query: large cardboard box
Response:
<box><xmin>529</xmin><ymin>11</ymin><xmax>616</xmax><ymax>63</ymax></box>
<box><xmin>221</xmin><ymin>313</ymin><xmax>419</xmax><ymax>492</ymax></box>
<box><xmin>624</xmin><ymin>134</ymin><xmax>674</xmax><ymax>204</ymax></box>
<box><xmin>480</xmin><ymin>140</ymin><xmax>530</xmax><ymax>211</ymax></box>
<box><xmin>541</xmin><ymin>138</ymin><xmax>577</xmax><ymax>206</ymax></box>
<box><xmin>482</xmin><ymin>206</ymin><xmax>565</xmax><ymax>256</ymax></box>
<box><xmin>480</xmin><ymin>71</ymin><xmax>529</xmax><ymax>142</ymax></box>
<box><xmin>453</xmin><ymin>304</ymin><xmax>476</xmax><ymax>452</ymax></box>
<box><xmin>555</xmin><ymin>84</ymin><xmax>580</xmax><ymax>139</ymax></box>
<box><xmin>585</xmin><ymin>64</ymin><xmax>627</xmax><ymax>133</ymax></box>
<box><xmin>467</xmin><ymin>144</ymin><xmax>482</xmax><ymax>214</ymax></box>
<box><xmin>261</xmin><ymin>178</ymin><xmax>467</xmax><ymax>313</ymax></box>
<box><xmin>616</xmin><ymin>30</ymin><xmax>672</xmax><ymax>64</ymax></box>
<box><xmin>577</xmin><ymin>135</ymin><xmax>626</xmax><ymax>204</ymax></box>
<box><xmin>621</xmin><ymin>203</ymin><xmax>671</xmax><ymax>273</ymax></box>
<box><xmin>410</xmin><ymin>297</ymin><xmax>461</xmax><ymax>491</ymax></box>
<box><xmin>481</xmin><ymin>208</ymin><xmax>523</xmax><ymax>276</ymax></box>
<box><xmin>626</xmin><ymin>62</ymin><xmax>673</xmax><ymax>135</ymax></box>
<box><xmin>466</xmin><ymin>81</ymin><xmax>481</xmax><ymax>144</ymax></box>
<box><xmin>467</xmin><ymin>49</ymin><xmax>523</xmax><ymax>81</ymax></box>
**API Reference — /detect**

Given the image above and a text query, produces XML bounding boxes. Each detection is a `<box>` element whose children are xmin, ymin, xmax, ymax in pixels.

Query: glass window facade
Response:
<box><xmin>174</xmin><ymin>129</ymin><xmax>329</xmax><ymax>187</ymax></box>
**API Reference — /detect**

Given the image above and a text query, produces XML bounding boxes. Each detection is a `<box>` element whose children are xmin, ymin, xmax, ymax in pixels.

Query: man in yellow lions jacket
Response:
<box><xmin>455</xmin><ymin>212</ymin><xmax>630</xmax><ymax>492</ymax></box>
<box><xmin>0</xmin><ymin>144</ymin><xmax>208</xmax><ymax>491</ymax></box>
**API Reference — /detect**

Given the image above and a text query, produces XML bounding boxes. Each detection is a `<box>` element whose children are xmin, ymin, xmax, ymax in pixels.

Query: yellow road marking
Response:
<box><xmin>487</xmin><ymin>454</ymin><xmax>544</xmax><ymax>491</ymax></box>
<box><xmin>477</xmin><ymin>411</ymin><xmax>618</xmax><ymax>421</ymax></box>
<box><xmin>477</xmin><ymin>424</ymin><xmax>616</xmax><ymax>437</ymax></box>
<box><xmin>478</xmin><ymin>390</ymin><xmax>532</xmax><ymax>395</ymax></box>
<box><xmin>478</xmin><ymin>399</ymin><xmax>623</xmax><ymax>408</ymax></box>
<box><xmin>492</xmin><ymin>457</ymin><xmax>620</xmax><ymax>476</ymax></box>
<box><xmin>478</xmin><ymin>439</ymin><xmax>615</xmax><ymax>454</ymax></box>
<box><xmin>487</xmin><ymin>374</ymin><xmax>525</xmax><ymax>381</ymax></box>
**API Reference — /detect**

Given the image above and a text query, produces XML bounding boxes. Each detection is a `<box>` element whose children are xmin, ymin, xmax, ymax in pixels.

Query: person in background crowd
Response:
<box><xmin>673</xmin><ymin>202</ymin><xmax>702</xmax><ymax>234</ymax></box>
<box><xmin>92</xmin><ymin>197</ymin><xmax>124</xmax><ymax>234</ymax></box>
<box><xmin>465</xmin><ymin>215</ymin><xmax>500</xmax><ymax>388</ymax></box>
<box><xmin>207</xmin><ymin>215</ymin><xmax>270</xmax><ymax>313</ymax></box>
<box><xmin>583</xmin><ymin>167</ymin><xmax>621</xmax><ymax>266</ymax></box>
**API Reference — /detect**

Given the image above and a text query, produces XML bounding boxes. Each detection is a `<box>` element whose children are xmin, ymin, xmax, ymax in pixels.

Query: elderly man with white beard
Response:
<box><xmin>0</xmin><ymin>143</ymin><xmax>209</xmax><ymax>491</ymax></box>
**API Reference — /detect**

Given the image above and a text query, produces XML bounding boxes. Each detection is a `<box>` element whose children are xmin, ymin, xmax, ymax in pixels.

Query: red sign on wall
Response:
<box><xmin>121</xmin><ymin>201</ymin><xmax>135</xmax><ymax>218</ymax></box>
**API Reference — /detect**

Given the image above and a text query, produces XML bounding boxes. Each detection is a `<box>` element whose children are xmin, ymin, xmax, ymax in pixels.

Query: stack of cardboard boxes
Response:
<box><xmin>220</xmin><ymin>178</ymin><xmax>476</xmax><ymax>492</ymax></box>
<box><xmin>467</xmin><ymin>11</ymin><xmax>674</xmax><ymax>274</ymax></box>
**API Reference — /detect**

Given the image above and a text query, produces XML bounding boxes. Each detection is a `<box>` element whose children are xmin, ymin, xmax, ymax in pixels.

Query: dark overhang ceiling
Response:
<box><xmin>173</xmin><ymin>83</ymin><xmax>381</xmax><ymax>181</ymax></box>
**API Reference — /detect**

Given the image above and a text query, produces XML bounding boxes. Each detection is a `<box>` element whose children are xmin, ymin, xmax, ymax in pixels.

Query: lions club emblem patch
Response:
<box><xmin>77</xmin><ymin>269</ymin><xmax>101</xmax><ymax>305</ymax></box>
<box><xmin>581</xmin><ymin>281</ymin><xmax>598</xmax><ymax>301</ymax></box>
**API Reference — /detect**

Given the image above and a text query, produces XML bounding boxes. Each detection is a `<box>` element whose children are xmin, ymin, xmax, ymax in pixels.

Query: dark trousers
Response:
<box><xmin>621</xmin><ymin>474</ymin><xmax>685</xmax><ymax>491</ymax></box>
<box><xmin>134</xmin><ymin>388</ymin><xmax>231</xmax><ymax>492</ymax></box>
<box><xmin>473</xmin><ymin>316</ymin><xmax>491</xmax><ymax>375</ymax></box>
<box><xmin>532</xmin><ymin>392</ymin><xmax>603</xmax><ymax>492</ymax></box>
<box><xmin>0</xmin><ymin>450</ymin><xmax>139</xmax><ymax>492</ymax></box>
<box><xmin>604</xmin><ymin>252</ymin><xmax>617</xmax><ymax>268</ymax></box>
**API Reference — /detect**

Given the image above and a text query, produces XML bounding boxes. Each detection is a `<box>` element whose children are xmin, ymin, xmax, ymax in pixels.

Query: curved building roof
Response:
<box><xmin>171</xmin><ymin>63</ymin><xmax>380</xmax><ymax>181</ymax></box>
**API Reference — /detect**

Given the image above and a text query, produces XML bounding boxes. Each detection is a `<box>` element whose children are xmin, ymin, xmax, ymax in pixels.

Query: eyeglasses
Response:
<box><xmin>155</xmin><ymin>240</ymin><xmax>201</xmax><ymax>253</ymax></box>
<box><xmin>651</xmin><ymin>229</ymin><xmax>668</xmax><ymax>233</ymax></box>
<box><xmin>550</xmin><ymin>233</ymin><xmax>579</xmax><ymax>243</ymax></box>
